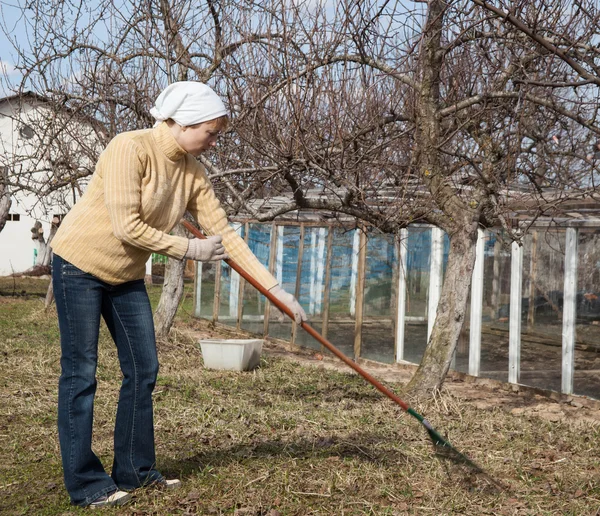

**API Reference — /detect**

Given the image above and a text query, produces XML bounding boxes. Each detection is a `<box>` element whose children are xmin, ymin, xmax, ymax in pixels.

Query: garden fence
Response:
<box><xmin>192</xmin><ymin>221</ymin><xmax>600</xmax><ymax>400</ymax></box>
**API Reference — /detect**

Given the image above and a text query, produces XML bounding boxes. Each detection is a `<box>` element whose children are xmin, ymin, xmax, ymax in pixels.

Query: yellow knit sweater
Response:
<box><xmin>51</xmin><ymin>122</ymin><xmax>278</xmax><ymax>288</ymax></box>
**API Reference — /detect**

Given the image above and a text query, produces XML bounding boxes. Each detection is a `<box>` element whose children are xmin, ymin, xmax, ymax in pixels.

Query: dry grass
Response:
<box><xmin>1</xmin><ymin>278</ymin><xmax>600</xmax><ymax>515</ymax></box>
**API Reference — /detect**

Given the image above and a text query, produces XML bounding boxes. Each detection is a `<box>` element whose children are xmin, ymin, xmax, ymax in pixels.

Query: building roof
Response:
<box><xmin>0</xmin><ymin>91</ymin><xmax>106</xmax><ymax>135</ymax></box>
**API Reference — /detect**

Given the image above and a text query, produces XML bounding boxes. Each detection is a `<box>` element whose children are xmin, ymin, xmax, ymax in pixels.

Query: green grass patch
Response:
<box><xmin>1</xmin><ymin>278</ymin><xmax>599</xmax><ymax>514</ymax></box>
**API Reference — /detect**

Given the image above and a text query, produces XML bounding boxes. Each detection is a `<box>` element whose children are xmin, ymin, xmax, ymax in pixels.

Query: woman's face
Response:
<box><xmin>176</xmin><ymin>120</ymin><xmax>221</xmax><ymax>156</ymax></box>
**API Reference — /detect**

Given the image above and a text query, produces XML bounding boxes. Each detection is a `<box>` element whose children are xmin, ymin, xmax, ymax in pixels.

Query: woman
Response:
<box><xmin>50</xmin><ymin>81</ymin><xmax>306</xmax><ymax>508</ymax></box>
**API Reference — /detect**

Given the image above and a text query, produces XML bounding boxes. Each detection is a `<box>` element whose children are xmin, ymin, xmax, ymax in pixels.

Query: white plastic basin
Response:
<box><xmin>199</xmin><ymin>338</ymin><xmax>263</xmax><ymax>371</ymax></box>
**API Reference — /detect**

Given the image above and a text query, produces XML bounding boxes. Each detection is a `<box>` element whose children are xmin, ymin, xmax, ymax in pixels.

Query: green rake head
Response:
<box><xmin>425</xmin><ymin>423</ymin><xmax>485</xmax><ymax>474</ymax></box>
<box><xmin>407</xmin><ymin>408</ymin><xmax>505</xmax><ymax>490</ymax></box>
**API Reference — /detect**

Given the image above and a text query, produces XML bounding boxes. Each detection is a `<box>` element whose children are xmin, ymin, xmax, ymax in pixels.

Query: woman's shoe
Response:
<box><xmin>160</xmin><ymin>479</ymin><xmax>182</xmax><ymax>489</ymax></box>
<box><xmin>89</xmin><ymin>490</ymin><xmax>132</xmax><ymax>508</ymax></box>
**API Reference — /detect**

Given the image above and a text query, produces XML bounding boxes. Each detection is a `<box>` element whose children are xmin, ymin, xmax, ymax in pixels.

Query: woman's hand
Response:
<box><xmin>268</xmin><ymin>285</ymin><xmax>307</xmax><ymax>324</ymax></box>
<box><xmin>184</xmin><ymin>235</ymin><xmax>229</xmax><ymax>262</ymax></box>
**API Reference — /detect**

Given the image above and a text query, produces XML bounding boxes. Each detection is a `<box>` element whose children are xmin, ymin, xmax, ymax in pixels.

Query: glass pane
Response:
<box><xmin>520</xmin><ymin>229</ymin><xmax>565</xmax><ymax>393</ymax></box>
<box><xmin>480</xmin><ymin>231</ymin><xmax>511</xmax><ymax>382</ymax></box>
<box><xmin>218</xmin><ymin>223</ymin><xmax>245</xmax><ymax>329</ymax></box>
<box><xmin>403</xmin><ymin>227</ymin><xmax>431</xmax><ymax>364</ymax></box>
<box><xmin>267</xmin><ymin>225</ymin><xmax>299</xmax><ymax>341</ymax></box>
<box><xmin>442</xmin><ymin>232</ymin><xmax>450</xmax><ymax>279</ymax></box>
<box><xmin>575</xmin><ymin>230</ymin><xmax>600</xmax><ymax>399</ymax></box>
<box><xmin>361</xmin><ymin>232</ymin><xmax>396</xmax><ymax>364</ymax></box>
<box><xmin>295</xmin><ymin>226</ymin><xmax>328</xmax><ymax>351</ymax></box>
<box><xmin>454</xmin><ymin>319</ymin><xmax>470</xmax><ymax>373</ymax></box>
<box><xmin>240</xmin><ymin>223</ymin><xmax>272</xmax><ymax>335</ymax></box>
<box><xmin>197</xmin><ymin>261</ymin><xmax>216</xmax><ymax>318</ymax></box>
<box><xmin>324</xmin><ymin>227</ymin><xmax>356</xmax><ymax>359</ymax></box>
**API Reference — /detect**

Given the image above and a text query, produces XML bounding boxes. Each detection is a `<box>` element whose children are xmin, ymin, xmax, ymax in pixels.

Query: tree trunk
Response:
<box><xmin>45</xmin><ymin>280</ymin><xmax>54</xmax><ymax>310</ymax></box>
<box><xmin>38</xmin><ymin>216</ymin><xmax>60</xmax><ymax>266</ymax></box>
<box><xmin>151</xmin><ymin>0</ymin><xmax>194</xmax><ymax>341</ymax></box>
<box><xmin>405</xmin><ymin>224</ymin><xmax>479</xmax><ymax>394</ymax></box>
<box><xmin>405</xmin><ymin>0</ymin><xmax>478</xmax><ymax>394</ymax></box>
<box><xmin>0</xmin><ymin>173</ymin><xmax>11</xmax><ymax>234</ymax></box>
<box><xmin>153</xmin><ymin>224</ymin><xmax>187</xmax><ymax>340</ymax></box>
<box><xmin>40</xmin><ymin>216</ymin><xmax>61</xmax><ymax>309</ymax></box>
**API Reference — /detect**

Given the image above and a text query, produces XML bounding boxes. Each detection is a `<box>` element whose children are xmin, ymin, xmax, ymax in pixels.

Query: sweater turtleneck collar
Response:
<box><xmin>152</xmin><ymin>121</ymin><xmax>188</xmax><ymax>161</ymax></box>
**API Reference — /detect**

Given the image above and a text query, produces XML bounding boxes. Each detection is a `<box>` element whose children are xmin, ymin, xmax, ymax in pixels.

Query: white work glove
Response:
<box><xmin>184</xmin><ymin>235</ymin><xmax>229</xmax><ymax>262</ymax></box>
<box><xmin>268</xmin><ymin>285</ymin><xmax>307</xmax><ymax>324</ymax></box>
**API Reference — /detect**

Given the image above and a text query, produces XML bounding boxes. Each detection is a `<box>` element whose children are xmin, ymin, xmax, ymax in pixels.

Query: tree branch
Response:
<box><xmin>470</xmin><ymin>0</ymin><xmax>600</xmax><ymax>86</ymax></box>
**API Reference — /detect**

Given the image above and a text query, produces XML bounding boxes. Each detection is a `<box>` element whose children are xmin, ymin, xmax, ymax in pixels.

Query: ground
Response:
<box><xmin>185</xmin><ymin>318</ymin><xmax>600</xmax><ymax>427</ymax></box>
<box><xmin>2</xmin><ymin>276</ymin><xmax>600</xmax><ymax>515</ymax></box>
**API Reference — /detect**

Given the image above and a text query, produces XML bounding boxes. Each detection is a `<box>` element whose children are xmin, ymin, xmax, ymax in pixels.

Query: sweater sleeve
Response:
<box><xmin>186</xmin><ymin>165</ymin><xmax>278</xmax><ymax>291</ymax></box>
<box><xmin>103</xmin><ymin>135</ymin><xmax>189</xmax><ymax>258</ymax></box>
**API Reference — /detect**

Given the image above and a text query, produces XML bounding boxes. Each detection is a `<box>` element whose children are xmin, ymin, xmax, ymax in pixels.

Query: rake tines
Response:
<box><xmin>408</xmin><ymin>408</ymin><xmax>505</xmax><ymax>491</ymax></box>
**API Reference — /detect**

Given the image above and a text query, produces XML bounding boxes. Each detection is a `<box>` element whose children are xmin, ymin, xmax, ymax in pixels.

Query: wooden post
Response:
<box><xmin>212</xmin><ymin>259</ymin><xmax>222</xmax><ymax>324</ymax></box>
<box><xmin>263</xmin><ymin>222</ymin><xmax>278</xmax><ymax>336</ymax></box>
<box><xmin>275</xmin><ymin>225</ymin><xmax>284</xmax><ymax>284</ymax></box>
<box><xmin>353</xmin><ymin>227</ymin><xmax>367</xmax><ymax>360</ymax></box>
<box><xmin>395</xmin><ymin>228</ymin><xmax>408</xmax><ymax>363</ymax></box>
<box><xmin>427</xmin><ymin>227</ymin><xmax>444</xmax><ymax>340</ymax></box>
<box><xmin>236</xmin><ymin>222</ymin><xmax>249</xmax><ymax>329</ymax></box>
<box><xmin>309</xmin><ymin>228</ymin><xmax>317</xmax><ymax>315</ymax></box>
<box><xmin>291</xmin><ymin>224</ymin><xmax>305</xmax><ymax>345</ymax></box>
<box><xmin>145</xmin><ymin>256</ymin><xmax>153</xmax><ymax>285</ymax></box>
<box><xmin>321</xmin><ymin>227</ymin><xmax>334</xmax><ymax>343</ymax></box>
<box><xmin>509</xmin><ymin>240</ymin><xmax>523</xmax><ymax>385</ymax></box>
<box><xmin>194</xmin><ymin>261</ymin><xmax>203</xmax><ymax>318</ymax></box>
<box><xmin>562</xmin><ymin>227</ymin><xmax>578</xmax><ymax>395</ymax></box>
<box><xmin>469</xmin><ymin>228</ymin><xmax>485</xmax><ymax>376</ymax></box>
<box><xmin>527</xmin><ymin>230</ymin><xmax>539</xmax><ymax>328</ymax></box>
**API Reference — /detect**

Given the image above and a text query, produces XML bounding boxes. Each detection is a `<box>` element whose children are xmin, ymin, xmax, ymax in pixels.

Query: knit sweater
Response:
<box><xmin>51</xmin><ymin>122</ymin><xmax>278</xmax><ymax>289</ymax></box>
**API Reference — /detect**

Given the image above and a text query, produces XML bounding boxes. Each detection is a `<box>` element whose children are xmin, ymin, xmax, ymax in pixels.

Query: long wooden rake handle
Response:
<box><xmin>182</xmin><ymin>219</ymin><xmax>496</xmax><ymax>483</ymax></box>
<box><xmin>181</xmin><ymin>219</ymin><xmax>410</xmax><ymax>411</ymax></box>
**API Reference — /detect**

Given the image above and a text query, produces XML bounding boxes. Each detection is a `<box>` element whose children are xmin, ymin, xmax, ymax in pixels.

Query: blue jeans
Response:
<box><xmin>52</xmin><ymin>254</ymin><xmax>164</xmax><ymax>506</ymax></box>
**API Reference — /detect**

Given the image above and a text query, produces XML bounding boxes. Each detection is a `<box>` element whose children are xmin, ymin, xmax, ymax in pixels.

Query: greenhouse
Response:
<box><xmin>192</xmin><ymin>217</ymin><xmax>600</xmax><ymax>400</ymax></box>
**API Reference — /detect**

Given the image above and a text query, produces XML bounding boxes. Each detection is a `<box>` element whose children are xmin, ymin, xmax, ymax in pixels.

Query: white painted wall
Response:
<box><xmin>0</xmin><ymin>213</ymin><xmax>44</xmax><ymax>274</ymax></box>
<box><xmin>0</xmin><ymin>95</ymin><xmax>96</xmax><ymax>275</ymax></box>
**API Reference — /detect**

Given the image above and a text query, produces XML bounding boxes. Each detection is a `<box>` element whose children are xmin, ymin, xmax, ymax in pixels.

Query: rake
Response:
<box><xmin>182</xmin><ymin>219</ymin><xmax>499</xmax><ymax>485</ymax></box>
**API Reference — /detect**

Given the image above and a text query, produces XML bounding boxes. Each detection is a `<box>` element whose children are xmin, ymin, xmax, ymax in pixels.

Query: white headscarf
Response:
<box><xmin>150</xmin><ymin>81</ymin><xmax>227</xmax><ymax>126</ymax></box>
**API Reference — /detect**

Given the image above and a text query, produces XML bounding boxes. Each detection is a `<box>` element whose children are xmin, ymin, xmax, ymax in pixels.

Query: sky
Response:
<box><xmin>0</xmin><ymin>0</ymin><xmax>113</xmax><ymax>96</ymax></box>
<box><xmin>0</xmin><ymin>1</ymin><xmax>26</xmax><ymax>96</ymax></box>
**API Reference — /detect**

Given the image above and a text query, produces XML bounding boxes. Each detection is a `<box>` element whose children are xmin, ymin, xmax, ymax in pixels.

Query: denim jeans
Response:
<box><xmin>52</xmin><ymin>254</ymin><xmax>163</xmax><ymax>506</ymax></box>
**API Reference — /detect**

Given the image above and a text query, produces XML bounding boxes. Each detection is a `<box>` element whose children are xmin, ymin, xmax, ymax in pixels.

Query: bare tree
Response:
<box><xmin>3</xmin><ymin>0</ymin><xmax>600</xmax><ymax>393</ymax></box>
<box><xmin>215</xmin><ymin>0</ymin><xmax>600</xmax><ymax>392</ymax></box>
<box><xmin>2</xmin><ymin>0</ymin><xmax>291</xmax><ymax>336</ymax></box>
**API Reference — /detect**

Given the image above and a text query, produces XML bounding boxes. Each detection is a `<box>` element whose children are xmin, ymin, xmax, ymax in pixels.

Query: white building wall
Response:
<box><xmin>0</xmin><ymin>193</ymin><xmax>55</xmax><ymax>275</ymax></box>
<box><xmin>0</xmin><ymin>214</ymin><xmax>41</xmax><ymax>274</ymax></box>
<box><xmin>0</xmin><ymin>96</ymin><xmax>94</xmax><ymax>275</ymax></box>
<box><xmin>0</xmin><ymin>102</ymin><xmax>47</xmax><ymax>274</ymax></box>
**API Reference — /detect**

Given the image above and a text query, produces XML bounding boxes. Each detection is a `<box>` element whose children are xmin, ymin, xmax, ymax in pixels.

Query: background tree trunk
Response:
<box><xmin>406</xmin><ymin>0</ymin><xmax>475</xmax><ymax>394</ymax></box>
<box><xmin>41</xmin><ymin>215</ymin><xmax>61</xmax><ymax>309</ymax></box>
<box><xmin>406</xmin><ymin>224</ymin><xmax>479</xmax><ymax>393</ymax></box>
<box><xmin>0</xmin><ymin>168</ymin><xmax>11</xmax><ymax>234</ymax></box>
<box><xmin>153</xmin><ymin>224</ymin><xmax>187</xmax><ymax>340</ymax></box>
<box><xmin>33</xmin><ymin>215</ymin><xmax>60</xmax><ymax>267</ymax></box>
<box><xmin>44</xmin><ymin>280</ymin><xmax>54</xmax><ymax>310</ymax></box>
